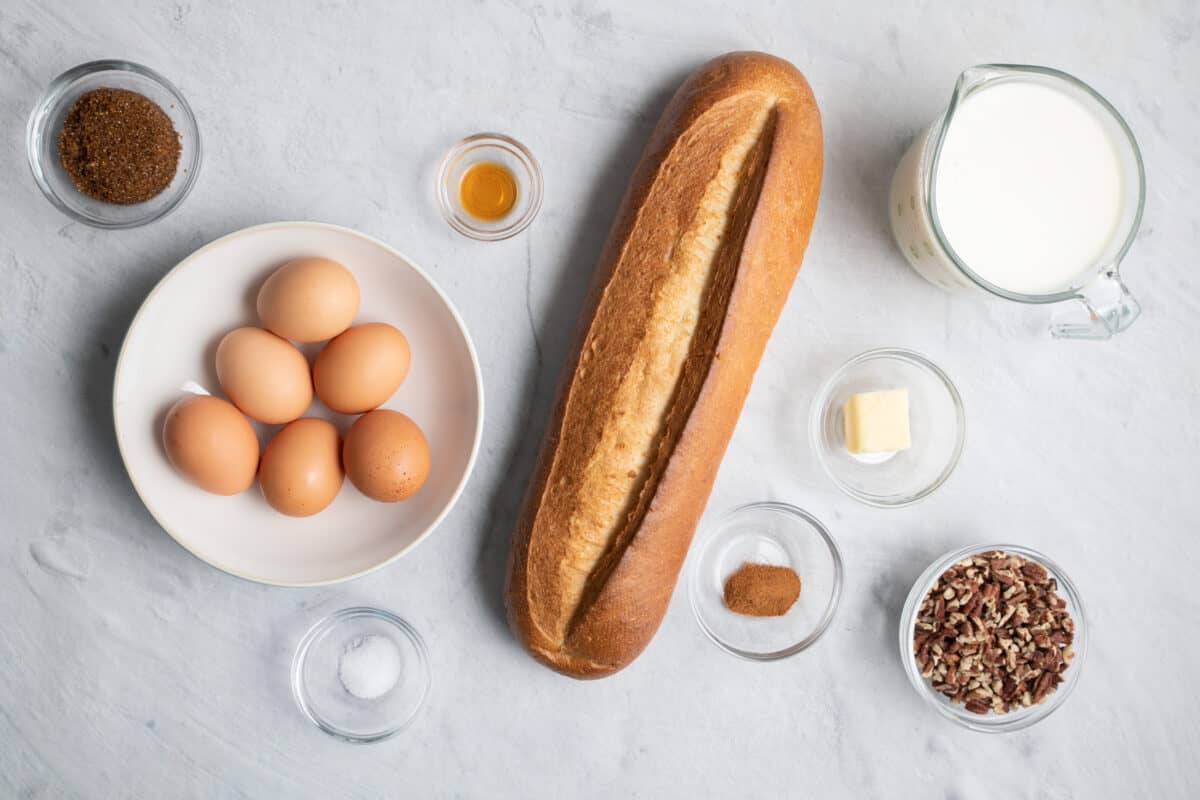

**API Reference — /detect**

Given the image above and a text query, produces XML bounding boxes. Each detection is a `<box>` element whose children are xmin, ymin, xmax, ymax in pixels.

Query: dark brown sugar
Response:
<box><xmin>58</xmin><ymin>88</ymin><xmax>181</xmax><ymax>204</ymax></box>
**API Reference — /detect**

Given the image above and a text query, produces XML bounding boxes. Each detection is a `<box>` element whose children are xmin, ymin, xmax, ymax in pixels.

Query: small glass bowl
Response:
<box><xmin>26</xmin><ymin>60</ymin><xmax>201</xmax><ymax>229</ymax></box>
<box><xmin>899</xmin><ymin>544</ymin><xmax>1088</xmax><ymax>733</ymax></box>
<box><xmin>292</xmin><ymin>607</ymin><xmax>430</xmax><ymax>744</ymax></box>
<box><xmin>436</xmin><ymin>132</ymin><xmax>542</xmax><ymax>240</ymax></box>
<box><xmin>688</xmin><ymin>502</ymin><xmax>843</xmax><ymax>661</ymax></box>
<box><xmin>810</xmin><ymin>348</ymin><xmax>964</xmax><ymax>507</ymax></box>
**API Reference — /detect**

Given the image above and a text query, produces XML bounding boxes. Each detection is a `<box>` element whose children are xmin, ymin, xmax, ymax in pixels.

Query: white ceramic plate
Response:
<box><xmin>114</xmin><ymin>222</ymin><xmax>484</xmax><ymax>586</ymax></box>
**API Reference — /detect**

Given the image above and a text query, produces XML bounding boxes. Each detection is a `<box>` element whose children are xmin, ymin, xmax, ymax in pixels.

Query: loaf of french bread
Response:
<box><xmin>505</xmin><ymin>51</ymin><xmax>823</xmax><ymax>678</ymax></box>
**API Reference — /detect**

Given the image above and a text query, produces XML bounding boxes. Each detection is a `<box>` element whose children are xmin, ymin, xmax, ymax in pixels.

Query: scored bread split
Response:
<box><xmin>505</xmin><ymin>51</ymin><xmax>824</xmax><ymax>678</ymax></box>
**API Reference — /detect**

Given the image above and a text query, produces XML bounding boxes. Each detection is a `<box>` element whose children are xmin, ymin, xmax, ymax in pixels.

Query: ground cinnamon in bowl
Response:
<box><xmin>58</xmin><ymin>87</ymin><xmax>181</xmax><ymax>204</ymax></box>
<box><xmin>723</xmin><ymin>563</ymin><xmax>801</xmax><ymax>616</ymax></box>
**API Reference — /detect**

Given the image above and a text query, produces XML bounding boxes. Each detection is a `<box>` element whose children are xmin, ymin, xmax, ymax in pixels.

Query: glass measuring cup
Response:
<box><xmin>889</xmin><ymin>65</ymin><xmax>1144</xmax><ymax>340</ymax></box>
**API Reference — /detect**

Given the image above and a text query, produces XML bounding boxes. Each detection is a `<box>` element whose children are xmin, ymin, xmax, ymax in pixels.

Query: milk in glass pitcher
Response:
<box><xmin>889</xmin><ymin>65</ymin><xmax>1144</xmax><ymax>340</ymax></box>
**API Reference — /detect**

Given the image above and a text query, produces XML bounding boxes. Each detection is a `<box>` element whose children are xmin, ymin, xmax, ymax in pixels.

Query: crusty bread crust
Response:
<box><xmin>505</xmin><ymin>52</ymin><xmax>823</xmax><ymax>678</ymax></box>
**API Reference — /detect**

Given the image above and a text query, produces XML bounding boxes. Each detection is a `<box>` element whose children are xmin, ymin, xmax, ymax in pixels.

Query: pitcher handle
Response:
<box><xmin>1050</xmin><ymin>268</ymin><xmax>1141</xmax><ymax>340</ymax></box>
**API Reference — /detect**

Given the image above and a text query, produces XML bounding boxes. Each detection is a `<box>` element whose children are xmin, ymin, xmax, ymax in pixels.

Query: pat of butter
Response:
<box><xmin>843</xmin><ymin>389</ymin><xmax>911</xmax><ymax>454</ymax></box>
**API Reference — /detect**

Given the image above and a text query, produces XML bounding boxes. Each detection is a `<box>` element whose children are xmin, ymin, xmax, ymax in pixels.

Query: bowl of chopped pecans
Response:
<box><xmin>899</xmin><ymin>544</ymin><xmax>1087</xmax><ymax>732</ymax></box>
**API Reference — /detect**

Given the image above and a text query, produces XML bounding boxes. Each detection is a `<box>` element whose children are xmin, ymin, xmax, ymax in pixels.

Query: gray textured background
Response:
<box><xmin>2</xmin><ymin>1</ymin><xmax>1198</xmax><ymax>797</ymax></box>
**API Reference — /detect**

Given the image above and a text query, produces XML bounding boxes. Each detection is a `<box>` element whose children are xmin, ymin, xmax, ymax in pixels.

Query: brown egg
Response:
<box><xmin>215</xmin><ymin>327</ymin><xmax>313</xmax><ymax>424</ymax></box>
<box><xmin>342</xmin><ymin>410</ymin><xmax>430</xmax><ymax>502</ymax></box>
<box><xmin>258</xmin><ymin>418</ymin><xmax>343</xmax><ymax>517</ymax></box>
<box><xmin>313</xmin><ymin>323</ymin><xmax>410</xmax><ymax>414</ymax></box>
<box><xmin>162</xmin><ymin>395</ymin><xmax>259</xmax><ymax>495</ymax></box>
<box><xmin>257</xmin><ymin>257</ymin><xmax>360</xmax><ymax>342</ymax></box>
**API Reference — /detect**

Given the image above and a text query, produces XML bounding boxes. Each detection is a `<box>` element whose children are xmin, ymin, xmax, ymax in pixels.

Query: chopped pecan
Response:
<box><xmin>913</xmin><ymin>550</ymin><xmax>1075</xmax><ymax>715</ymax></box>
<box><xmin>1021</xmin><ymin>562</ymin><xmax>1048</xmax><ymax>582</ymax></box>
<box><xmin>964</xmin><ymin>699</ymin><xmax>990</xmax><ymax>715</ymax></box>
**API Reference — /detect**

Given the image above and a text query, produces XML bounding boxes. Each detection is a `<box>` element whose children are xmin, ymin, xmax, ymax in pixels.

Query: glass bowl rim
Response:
<box><xmin>291</xmin><ymin>606</ymin><xmax>430</xmax><ymax>744</ymax></box>
<box><xmin>435</xmin><ymin>131</ymin><xmax>543</xmax><ymax>241</ymax></box>
<box><xmin>688</xmin><ymin>501</ymin><xmax>844</xmax><ymax>662</ymax></box>
<box><xmin>25</xmin><ymin>58</ymin><xmax>202</xmax><ymax>229</ymax></box>
<box><xmin>808</xmin><ymin>347</ymin><xmax>965</xmax><ymax>508</ymax></box>
<box><xmin>897</xmin><ymin>542</ymin><xmax>1088</xmax><ymax>733</ymax></box>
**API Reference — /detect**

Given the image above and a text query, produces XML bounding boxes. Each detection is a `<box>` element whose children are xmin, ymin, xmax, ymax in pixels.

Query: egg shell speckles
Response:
<box><xmin>342</xmin><ymin>409</ymin><xmax>430</xmax><ymax>502</ymax></box>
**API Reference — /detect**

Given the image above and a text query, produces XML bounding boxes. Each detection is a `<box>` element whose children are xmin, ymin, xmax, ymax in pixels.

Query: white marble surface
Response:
<box><xmin>2</xmin><ymin>0</ymin><xmax>1198</xmax><ymax>797</ymax></box>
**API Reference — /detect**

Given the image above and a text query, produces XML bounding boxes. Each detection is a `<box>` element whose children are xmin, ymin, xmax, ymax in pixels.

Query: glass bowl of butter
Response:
<box><xmin>809</xmin><ymin>348</ymin><xmax>964</xmax><ymax>507</ymax></box>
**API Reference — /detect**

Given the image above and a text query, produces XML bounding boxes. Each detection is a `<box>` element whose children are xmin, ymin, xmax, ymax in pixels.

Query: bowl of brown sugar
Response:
<box><xmin>27</xmin><ymin>60</ymin><xmax>201</xmax><ymax>228</ymax></box>
<box><xmin>688</xmin><ymin>502</ymin><xmax>843</xmax><ymax>661</ymax></box>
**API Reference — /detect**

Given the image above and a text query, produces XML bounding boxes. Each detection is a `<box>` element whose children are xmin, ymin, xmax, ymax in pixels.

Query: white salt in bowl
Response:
<box><xmin>292</xmin><ymin>607</ymin><xmax>429</xmax><ymax>743</ymax></box>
